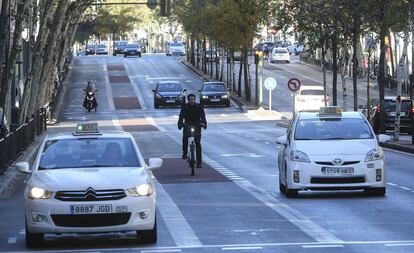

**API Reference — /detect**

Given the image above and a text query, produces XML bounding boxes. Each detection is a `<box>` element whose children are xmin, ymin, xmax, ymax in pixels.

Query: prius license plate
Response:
<box><xmin>321</xmin><ymin>167</ymin><xmax>354</xmax><ymax>175</ymax></box>
<box><xmin>70</xmin><ymin>204</ymin><xmax>112</xmax><ymax>214</ymax></box>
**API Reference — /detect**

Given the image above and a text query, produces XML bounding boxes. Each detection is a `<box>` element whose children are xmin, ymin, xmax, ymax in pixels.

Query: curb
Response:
<box><xmin>0</xmin><ymin>133</ymin><xmax>45</xmax><ymax>196</ymax></box>
<box><xmin>380</xmin><ymin>142</ymin><xmax>414</xmax><ymax>154</ymax></box>
<box><xmin>180</xmin><ymin>60</ymin><xmax>246</xmax><ymax>112</ymax></box>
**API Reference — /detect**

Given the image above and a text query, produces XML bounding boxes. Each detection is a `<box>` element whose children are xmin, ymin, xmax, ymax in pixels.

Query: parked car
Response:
<box><xmin>124</xmin><ymin>44</ymin><xmax>142</xmax><ymax>57</ymax></box>
<box><xmin>85</xmin><ymin>45</ymin><xmax>96</xmax><ymax>55</ymax></box>
<box><xmin>270</xmin><ymin>47</ymin><xmax>290</xmax><ymax>63</ymax></box>
<box><xmin>199</xmin><ymin>82</ymin><xmax>231</xmax><ymax>107</ymax></box>
<box><xmin>288</xmin><ymin>42</ymin><xmax>305</xmax><ymax>55</ymax></box>
<box><xmin>371</xmin><ymin>96</ymin><xmax>414</xmax><ymax>133</ymax></box>
<box><xmin>295</xmin><ymin>86</ymin><xmax>328</xmax><ymax>112</ymax></box>
<box><xmin>205</xmin><ymin>50</ymin><xmax>219</xmax><ymax>62</ymax></box>
<box><xmin>227</xmin><ymin>51</ymin><xmax>242</xmax><ymax>63</ymax></box>
<box><xmin>113</xmin><ymin>41</ymin><xmax>127</xmax><ymax>55</ymax></box>
<box><xmin>152</xmin><ymin>81</ymin><xmax>186</xmax><ymax>108</ymax></box>
<box><xmin>96</xmin><ymin>44</ymin><xmax>108</xmax><ymax>55</ymax></box>
<box><xmin>166</xmin><ymin>42</ymin><xmax>185</xmax><ymax>56</ymax></box>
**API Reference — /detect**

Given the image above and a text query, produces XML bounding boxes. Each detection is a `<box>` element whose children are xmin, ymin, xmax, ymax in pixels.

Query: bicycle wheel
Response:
<box><xmin>189</xmin><ymin>142</ymin><xmax>195</xmax><ymax>176</ymax></box>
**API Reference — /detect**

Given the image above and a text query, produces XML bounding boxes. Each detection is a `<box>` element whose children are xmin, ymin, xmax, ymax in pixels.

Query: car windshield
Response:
<box><xmin>86</xmin><ymin>45</ymin><xmax>95</xmax><ymax>49</ymax></box>
<box><xmin>274</xmin><ymin>48</ymin><xmax>288</xmax><ymax>53</ymax></box>
<box><xmin>384</xmin><ymin>100</ymin><xmax>412</xmax><ymax>111</ymax></box>
<box><xmin>158</xmin><ymin>83</ymin><xmax>182</xmax><ymax>92</ymax></box>
<box><xmin>126</xmin><ymin>44</ymin><xmax>139</xmax><ymax>48</ymax></box>
<box><xmin>202</xmin><ymin>84</ymin><xmax>226</xmax><ymax>92</ymax></box>
<box><xmin>300</xmin><ymin>89</ymin><xmax>324</xmax><ymax>96</ymax></box>
<box><xmin>38</xmin><ymin>138</ymin><xmax>140</xmax><ymax>169</ymax></box>
<box><xmin>97</xmin><ymin>45</ymin><xmax>106</xmax><ymax>48</ymax></box>
<box><xmin>294</xmin><ymin>118</ymin><xmax>374</xmax><ymax>140</ymax></box>
<box><xmin>171</xmin><ymin>43</ymin><xmax>183</xmax><ymax>47</ymax></box>
<box><xmin>114</xmin><ymin>41</ymin><xmax>127</xmax><ymax>46</ymax></box>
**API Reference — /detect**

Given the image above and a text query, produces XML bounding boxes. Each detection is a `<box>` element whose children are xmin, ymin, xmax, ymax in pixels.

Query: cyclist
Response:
<box><xmin>177</xmin><ymin>94</ymin><xmax>207</xmax><ymax>168</ymax></box>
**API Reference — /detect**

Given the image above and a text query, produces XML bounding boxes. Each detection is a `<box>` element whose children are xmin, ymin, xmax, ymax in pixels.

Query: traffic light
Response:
<box><xmin>254</xmin><ymin>50</ymin><xmax>259</xmax><ymax>65</ymax></box>
<box><xmin>159</xmin><ymin>0</ymin><xmax>170</xmax><ymax>17</ymax></box>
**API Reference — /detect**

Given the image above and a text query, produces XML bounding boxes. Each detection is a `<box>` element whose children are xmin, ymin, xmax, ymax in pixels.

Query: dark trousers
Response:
<box><xmin>182</xmin><ymin>130</ymin><xmax>202</xmax><ymax>163</ymax></box>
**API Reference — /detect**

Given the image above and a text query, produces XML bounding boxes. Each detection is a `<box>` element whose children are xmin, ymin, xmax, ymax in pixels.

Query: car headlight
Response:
<box><xmin>128</xmin><ymin>184</ymin><xmax>153</xmax><ymax>197</ymax></box>
<box><xmin>202</xmin><ymin>95</ymin><xmax>208</xmax><ymax>99</ymax></box>
<box><xmin>290</xmin><ymin>150</ymin><xmax>310</xmax><ymax>163</ymax></box>
<box><xmin>365</xmin><ymin>148</ymin><xmax>383</xmax><ymax>162</ymax></box>
<box><xmin>221</xmin><ymin>95</ymin><xmax>228</xmax><ymax>99</ymax></box>
<box><xmin>28</xmin><ymin>187</ymin><xmax>52</xmax><ymax>199</ymax></box>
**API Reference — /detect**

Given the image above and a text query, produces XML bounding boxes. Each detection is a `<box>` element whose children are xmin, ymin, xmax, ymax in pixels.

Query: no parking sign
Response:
<box><xmin>287</xmin><ymin>78</ymin><xmax>301</xmax><ymax>92</ymax></box>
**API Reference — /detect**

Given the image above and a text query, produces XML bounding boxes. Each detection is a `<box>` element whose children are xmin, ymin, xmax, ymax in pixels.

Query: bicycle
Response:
<box><xmin>183</xmin><ymin>123</ymin><xmax>205</xmax><ymax>176</ymax></box>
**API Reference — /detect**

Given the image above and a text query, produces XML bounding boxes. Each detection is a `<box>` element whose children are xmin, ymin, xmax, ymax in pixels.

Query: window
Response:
<box><xmin>171</xmin><ymin>43</ymin><xmax>183</xmax><ymax>47</ymax></box>
<box><xmin>384</xmin><ymin>100</ymin><xmax>412</xmax><ymax>111</ymax></box>
<box><xmin>300</xmin><ymin>89</ymin><xmax>324</xmax><ymax>96</ymax></box>
<box><xmin>158</xmin><ymin>83</ymin><xmax>182</xmax><ymax>92</ymax></box>
<box><xmin>202</xmin><ymin>84</ymin><xmax>226</xmax><ymax>92</ymax></box>
<box><xmin>39</xmin><ymin>138</ymin><xmax>140</xmax><ymax>169</ymax></box>
<box><xmin>294</xmin><ymin>118</ymin><xmax>374</xmax><ymax>140</ymax></box>
<box><xmin>274</xmin><ymin>48</ymin><xmax>288</xmax><ymax>53</ymax></box>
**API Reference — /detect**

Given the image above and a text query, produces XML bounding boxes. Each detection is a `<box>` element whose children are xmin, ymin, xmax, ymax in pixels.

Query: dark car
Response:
<box><xmin>113</xmin><ymin>41</ymin><xmax>127</xmax><ymax>55</ymax></box>
<box><xmin>372</xmin><ymin>96</ymin><xmax>414</xmax><ymax>133</ymax></box>
<box><xmin>152</xmin><ymin>81</ymin><xmax>186</xmax><ymax>108</ymax></box>
<box><xmin>85</xmin><ymin>45</ymin><xmax>96</xmax><ymax>55</ymax></box>
<box><xmin>199</xmin><ymin>82</ymin><xmax>231</xmax><ymax>107</ymax></box>
<box><xmin>124</xmin><ymin>44</ymin><xmax>142</xmax><ymax>57</ymax></box>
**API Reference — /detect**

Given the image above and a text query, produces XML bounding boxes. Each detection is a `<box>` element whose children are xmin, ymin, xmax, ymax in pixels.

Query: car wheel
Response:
<box><xmin>124</xmin><ymin>54</ymin><xmax>127</xmax><ymax>58</ymax></box>
<box><xmin>279</xmin><ymin>178</ymin><xmax>286</xmax><ymax>194</ymax></box>
<box><xmin>270</xmin><ymin>61</ymin><xmax>274</xmax><ymax>63</ymax></box>
<box><xmin>137</xmin><ymin>216</ymin><xmax>157</xmax><ymax>243</ymax></box>
<box><xmin>226</xmin><ymin>101</ymin><xmax>230</xmax><ymax>107</ymax></box>
<box><xmin>113</xmin><ymin>53</ymin><xmax>116</xmax><ymax>56</ymax></box>
<box><xmin>154</xmin><ymin>102</ymin><xmax>159</xmax><ymax>109</ymax></box>
<box><xmin>286</xmin><ymin>60</ymin><xmax>290</xmax><ymax>63</ymax></box>
<box><xmin>139</xmin><ymin>53</ymin><xmax>142</xmax><ymax>57</ymax></box>
<box><xmin>25</xmin><ymin>221</ymin><xmax>44</xmax><ymax>248</ymax></box>
<box><xmin>284</xmin><ymin>164</ymin><xmax>298</xmax><ymax>198</ymax></box>
<box><xmin>365</xmin><ymin>187</ymin><xmax>386</xmax><ymax>196</ymax></box>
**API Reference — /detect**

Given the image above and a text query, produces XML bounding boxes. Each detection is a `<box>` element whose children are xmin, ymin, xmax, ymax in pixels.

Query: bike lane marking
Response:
<box><xmin>102</xmin><ymin>60</ymin><xmax>122</xmax><ymax>131</ymax></box>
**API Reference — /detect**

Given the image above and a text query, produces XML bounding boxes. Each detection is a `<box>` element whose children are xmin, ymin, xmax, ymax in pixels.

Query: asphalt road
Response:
<box><xmin>1</xmin><ymin>54</ymin><xmax>414</xmax><ymax>253</ymax></box>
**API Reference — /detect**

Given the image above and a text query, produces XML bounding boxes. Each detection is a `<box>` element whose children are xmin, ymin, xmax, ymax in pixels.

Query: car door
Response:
<box><xmin>278</xmin><ymin>116</ymin><xmax>296</xmax><ymax>184</ymax></box>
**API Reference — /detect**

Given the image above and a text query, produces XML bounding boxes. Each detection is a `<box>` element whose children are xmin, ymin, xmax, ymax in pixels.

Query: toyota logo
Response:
<box><xmin>332</xmin><ymin>158</ymin><xmax>343</xmax><ymax>165</ymax></box>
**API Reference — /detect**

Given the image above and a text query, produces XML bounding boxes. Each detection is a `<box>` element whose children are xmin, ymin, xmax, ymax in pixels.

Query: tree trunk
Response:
<box><xmin>341</xmin><ymin>44</ymin><xmax>348</xmax><ymax>111</ymax></box>
<box><xmin>389</xmin><ymin>33</ymin><xmax>395</xmax><ymax>77</ymax></box>
<box><xmin>238</xmin><ymin>53</ymin><xmax>242</xmax><ymax>97</ymax></box>
<box><xmin>322</xmin><ymin>46</ymin><xmax>327</xmax><ymax>105</ymax></box>
<box><xmin>243</xmin><ymin>48</ymin><xmax>250</xmax><ymax>101</ymax></box>
<box><xmin>0</xmin><ymin>0</ymin><xmax>10</xmax><ymax>119</ymax></box>
<box><xmin>352</xmin><ymin>21</ymin><xmax>359</xmax><ymax>111</ymax></box>
<box><xmin>202</xmin><ymin>38</ymin><xmax>207</xmax><ymax>74</ymax></box>
<box><xmin>378</xmin><ymin>28</ymin><xmax>387</xmax><ymax>134</ymax></box>
<box><xmin>332</xmin><ymin>38</ymin><xmax>338</xmax><ymax>106</ymax></box>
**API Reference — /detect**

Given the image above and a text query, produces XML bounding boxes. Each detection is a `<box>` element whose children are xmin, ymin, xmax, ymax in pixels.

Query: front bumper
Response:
<box><xmin>155</xmin><ymin>97</ymin><xmax>183</xmax><ymax>107</ymax></box>
<box><xmin>25</xmin><ymin>194</ymin><xmax>156</xmax><ymax>234</ymax></box>
<box><xmin>201</xmin><ymin>97</ymin><xmax>229</xmax><ymax>106</ymax></box>
<box><xmin>286</xmin><ymin>158</ymin><xmax>385</xmax><ymax>190</ymax></box>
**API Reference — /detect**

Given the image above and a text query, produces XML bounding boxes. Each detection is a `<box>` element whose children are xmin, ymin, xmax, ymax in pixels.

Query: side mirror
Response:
<box><xmin>183</xmin><ymin>89</ymin><xmax>187</xmax><ymax>92</ymax></box>
<box><xmin>148</xmin><ymin>158</ymin><xmax>163</xmax><ymax>169</ymax></box>
<box><xmin>198</xmin><ymin>90</ymin><xmax>201</xmax><ymax>93</ymax></box>
<box><xmin>95</xmin><ymin>89</ymin><xmax>98</xmax><ymax>92</ymax></box>
<box><xmin>276</xmin><ymin>135</ymin><xmax>287</xmax><ymax>145</ymax></box>
<box><xmin>152</xmin><ymin>89</ymin><xmax>156</xmax><ymax>93</ymax></box>
<box><xmin>378</xmin><ymin>134</ymin><xmax>391</xmax><ymax>144</ymax></box>
<box><xmin>16</xmin><ymin>162</ymin><xmax>31</xmax><ymax>174</ymax></box>
<box><xmin>83</xmin><ymin>88</ymin><xmax>86</xmax><ymax>91</ymax></box>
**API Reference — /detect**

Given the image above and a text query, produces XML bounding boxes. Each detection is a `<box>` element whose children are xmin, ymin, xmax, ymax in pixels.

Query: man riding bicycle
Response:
<box><xmin>178</xmin><ymin>94</ymin><xmax>207</xmax><ymax>168</ymax></box>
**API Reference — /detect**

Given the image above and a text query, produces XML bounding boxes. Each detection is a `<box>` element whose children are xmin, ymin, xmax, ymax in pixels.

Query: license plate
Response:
<box><xmin>166</xmin><ymin>99</ymin><xmax>175</xmax><ymax>103</ymax></box>
<box><xmin>70</xmin><ymin>204</ymin><xmax>112</xmax><ymax>214</ymax></box>
<box><xmin>130</xmin><ymin>51</ymin><xmax>135</xmax><ymax>54</ymax></box>
<box><xmin>211</xmin><ymin>98</ymin><xmax>220</xmax><ymax>102</ymax></box>
<box><xmin>389</xmin><ymin>112</ymin><xmax>406</xmax><ymax>116</ymax></box>
<box><xmin>321</xmin><ymin>167</ymin><xmax>354</xmax><ymax>175</ymax></box>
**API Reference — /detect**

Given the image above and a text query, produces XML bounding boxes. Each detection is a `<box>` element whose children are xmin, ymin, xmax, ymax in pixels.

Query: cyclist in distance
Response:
<box><xmin>177</xmin><ymin>94</ymin><xmax>207</xmax><ymax>168</ymax></box>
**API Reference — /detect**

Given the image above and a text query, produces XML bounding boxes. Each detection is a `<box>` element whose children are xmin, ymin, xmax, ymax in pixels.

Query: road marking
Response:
<box><xmin>383</xmin><ymin>148</ymin><xmax>414</xmax><ymax>156</ymax></box>
<box><xmin>7</xmin><ymin>237</ymin><xmax>16</xmax><ymax>244</ymax></box>
<box><xmin>265</xmin><ymin>142</ymin><xmax>271</xmax><ymax>144</ymax></box>
<box><xmin>222</xmin><ymin>246</ymin><xmax>263</xmax><ymax>250</ymax></box>
<box><xmin>399</xmin><ymin>186</ymin><xmax>412</xmax><ymax>191</ymax></box>
<box><xmin>102</xmin><ymin>61</ymin><xmax>122</xmax><ymax>131</ymax></box>
<box><xmin>156</xmin><ymin>183</ymin><xmax>202</xmax><ymax>247</ymax></box>
<box><xmin>302</xmin><ymin>245</ymin><xmax>344</xmax><ymax>248</ymax></box>
<box><xmin>19</xmin><ymin>230</ymin><xmax>25</xmax><ymax>235</ymax></box>
<box><xmin>124</xmin><ymin>61</ymin><xmax>148</xmax><ymax>110</ymax></box>
<box><xmin>141</xmin><ymin>250</ymin><xmax>182</xmax><ymax>253</ymax></box>
<box><xmin>387</xmin><ymin>182</ymin><xmax>397</xmax><ymax>186</ymax></box>
<box><xmin>385</xmin><ymin>243</ymin><xmax>414</xmax><ymax>247</ymax></box>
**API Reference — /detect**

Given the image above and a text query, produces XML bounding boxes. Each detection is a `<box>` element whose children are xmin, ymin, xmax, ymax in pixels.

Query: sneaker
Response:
<box><xmin>182</xmin><ymin>154</ymin><xmax>188</xmax><ymax>160</ymax></box>
<box><xmin>197</xmin><ymin>162</ymin><xmax>202</xmax><ymax>168</ymax></box>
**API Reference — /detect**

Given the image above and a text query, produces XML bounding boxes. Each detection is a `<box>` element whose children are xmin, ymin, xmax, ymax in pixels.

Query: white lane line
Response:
<box><xmin>387</xmin><ymin>182</ymin><xmax>397</xmax><ymax>186</ymax></box>
<box><xmin>383</xmin><ymin>148</ymin><xmax>414</xmax><ymax>156</ymax></box>
<box><xmin>385</xmin><ymin>243</ymin><xmax>414</xmax><ymax>247</ymax></box>
<box><xmin>141</xmin><ymin>250</ymin><xmax>182</xmax><ymax>253</ymax></box>
<box><xmin>399</xmin><ymin>186</ymin><xmax>412</xmax><ymax>191</ymax></box>
<box><xmin>302</xmin><ymin>245</ymin><xmax>344</xmax><ymax>248</ymax></box>
<box><xmin>222</xmin><ymin>246</ymin><xmax>263</xmax><ymax>250</ymax></box>
<box><xmin>103</xmin><ymin>61</ymin><xmax>122</xmax><ymax>131</ymax></box>
<box><xmin>156</xmin><ymin>183</ymin><xmax>202</xmax><ymax>247</ymax></box>
<box><xmin>19</xmin><ymin>230</ymin><xmax>25</xmax><ymax>235</ymax></box>
<box><xmin>265</xmin><ymin>142</ymin><xmax>271</xmax><ymax>144</ymax></box>
<box><xmin>146</xmin><ymin>116</ymin><xmax>167</xmax><ymax>132</ymax></box>
<box><xmin>412</xmin><ymin>191</ymin><xmax>414</xmax><ymax>193</ymax></box>
<box><xmin>7</xmin><ymin>237</ymin><xmax>16</xmax><ymax>244</ymax></box>
<box><xmin>124</xmin><ymin>61</ymin><xmax>148</xmax><ymax>110</ymax></box>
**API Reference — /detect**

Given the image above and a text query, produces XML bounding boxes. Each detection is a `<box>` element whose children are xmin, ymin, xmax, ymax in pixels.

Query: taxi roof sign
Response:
<box><xmin>319</xmin><ymin>106</ymin><xmax>342</xmax><ymax>118</ymax></box>
<box><xmin>74</xmin><ymin>123</ymin><xmax>100</xmax><ymax>135</ymax></box>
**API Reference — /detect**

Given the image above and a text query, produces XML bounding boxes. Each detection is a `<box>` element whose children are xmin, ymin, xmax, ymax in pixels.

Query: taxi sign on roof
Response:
<box><xmin>319</xmin><ymin>106</ymin><xmax>342</xmax><ymax>118</ymax></box>
<box><xmin>75</xmin><ymin>123</ymin><xmax>100</xmax><ymax>135</ymax></box>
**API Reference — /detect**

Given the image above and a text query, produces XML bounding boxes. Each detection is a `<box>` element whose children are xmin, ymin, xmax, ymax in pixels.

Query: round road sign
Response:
<box><xmin>287</xmin><ymin>78</ymin><xmax>301</xmax><ymax>92</ymax></box>
<box><xmin>264</xmin><ymin>77</ymin><xmax>277</xmax><ymax>90</ymax></box>
<box><xmin>147</xmin><ymin>0</ymin><xmax>158</xmax><ymax>9</ymax></box>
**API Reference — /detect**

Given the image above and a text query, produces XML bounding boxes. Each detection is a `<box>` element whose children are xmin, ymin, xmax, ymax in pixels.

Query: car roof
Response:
<box><xmin>300</xmin><ymin>85</ymin><xmax>324</xmax><ymax>90</ymax></box>
<box><xmin>203</xmin><ymin>82</ymin><xmax>225</xmax><ymax>85</ymax></box>
<box><xmin>297</xmin><ymin>111</ymin><xmax>363</xmax><ymax>120</ymax></box>
<box><xmin>158</xmin><ymin>80</ymin><xmax>181</xmax><ymax>84</ymax></box>
<box><xmin>45</xmin><ymin>130</ymin><xmax>132</xmax><ymax>141</ymax></box>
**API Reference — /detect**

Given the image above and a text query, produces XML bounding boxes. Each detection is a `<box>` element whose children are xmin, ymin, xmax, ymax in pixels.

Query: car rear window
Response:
<box><xmin>295</xmin><ymin>118</ymin><xmax>374</xmax><ymax>140</ymax></box>
<box><xmin>202</xmin><ymin>84</ymin><xmax>226</xmax><ymax>91</ymax></box>
<box><xmin>171</xmin><ymin>43</ymin><xmax>183</xmax><ymax>47</ymax></box>
<box><xmin>126</xmin><ymin>44</ymin><xmax>139</xmax><ymax>48</ymax></box>
<box><xmin>383</xmin><ymin>100</ymin><xmax>412</xmax><ymax>111</ymax></box>
<box><xmin>300</xmin><ymin>89</ymin><xmax>324</xmax><ymax>96</ymax></box>
<box><xmin>86</xmin><ymin>45</ymin><xmax>95</xmax><ymax>48</ymax></box>
<box><xmin>158</xmin><ymin>83</ymin><xmax>182</xmax><ymax>92</ymax></box>
<box><xmin>114</xmin><ymin>41</ymin><xmax>127</xmax><ymax>46</ymax></box>
<box><xmin>274</xmin><ymin>48</ymin><xmax>288</xmax><ymax>53</ymax></box>
<box><xmin>97</xmin><ymin>45</ymin><xmax>106</xmax><ymax>48</ymax></box>
<box><xmin>39</xmin><ymin>138</ymin><xmax>140</xmax><ymax>169</ymax></box>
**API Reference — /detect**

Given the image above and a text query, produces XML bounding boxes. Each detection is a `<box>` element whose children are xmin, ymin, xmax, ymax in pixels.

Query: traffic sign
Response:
<box><xmin>264</xmin><ymin>77</ymin><xmax>277</xmax><ymax>90</ymax></box>
<box><xmin>147</xmin><ymin>0</ymin><xmax>157</xmax><ymax>9</ymax></box>
<box><xmin>287</xmin><ymin>78</ymin><xmax>301</xmax><ymax>92</ymax></box>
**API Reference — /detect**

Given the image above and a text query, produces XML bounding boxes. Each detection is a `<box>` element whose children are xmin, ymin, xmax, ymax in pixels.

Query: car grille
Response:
<box><xmin>315</xmin><ymin>161</ymin><xmax>360</xmax><ymax>166</ymax></box>
<box><xmin>311</xmin><ymin>177</ymin><xmax>365</xmax><ymax>184</ymax></box>
<box><xmin>51</xmin><ymin>213</ymin><xmax>131</xmax><ymax>227</ymax></box>
<box><xmin>55</xmin><ymin>189</ymin><xmax>126</xmax><ymax>202</ymax></box>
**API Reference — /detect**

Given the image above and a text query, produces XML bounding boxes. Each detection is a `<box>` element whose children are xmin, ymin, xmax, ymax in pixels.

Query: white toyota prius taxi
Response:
<box><xmin>16</xmin><ymin>123</ymin><xmax>163</xmax><ymax>248</ymax></box>
<box><xmin>277</xmin><ymin>107</ymin><xmax>390</xmax><ymax>198</ymax></box>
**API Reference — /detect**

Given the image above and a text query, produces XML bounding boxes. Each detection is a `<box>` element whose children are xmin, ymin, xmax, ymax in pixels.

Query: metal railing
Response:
<box><xmin>0</xmin><ymin>108</ymin><xmax>47</xmax><ymax>173</ymax></box>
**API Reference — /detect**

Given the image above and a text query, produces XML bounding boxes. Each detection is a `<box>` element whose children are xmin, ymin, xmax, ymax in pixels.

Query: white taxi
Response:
<box><xmin>277</xmin><ymin>107</ymin><xmax>390</xmax><ymax>198</ymax></box>
<box><xmin>16</xmin><ymin>123</ymin><xmax>162</xmax><ymax>247</ymax></box>
<box><xmin>295</xmin><ymin>86</ymin><xmax>328</xmax><ymax>112</ymax></box>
